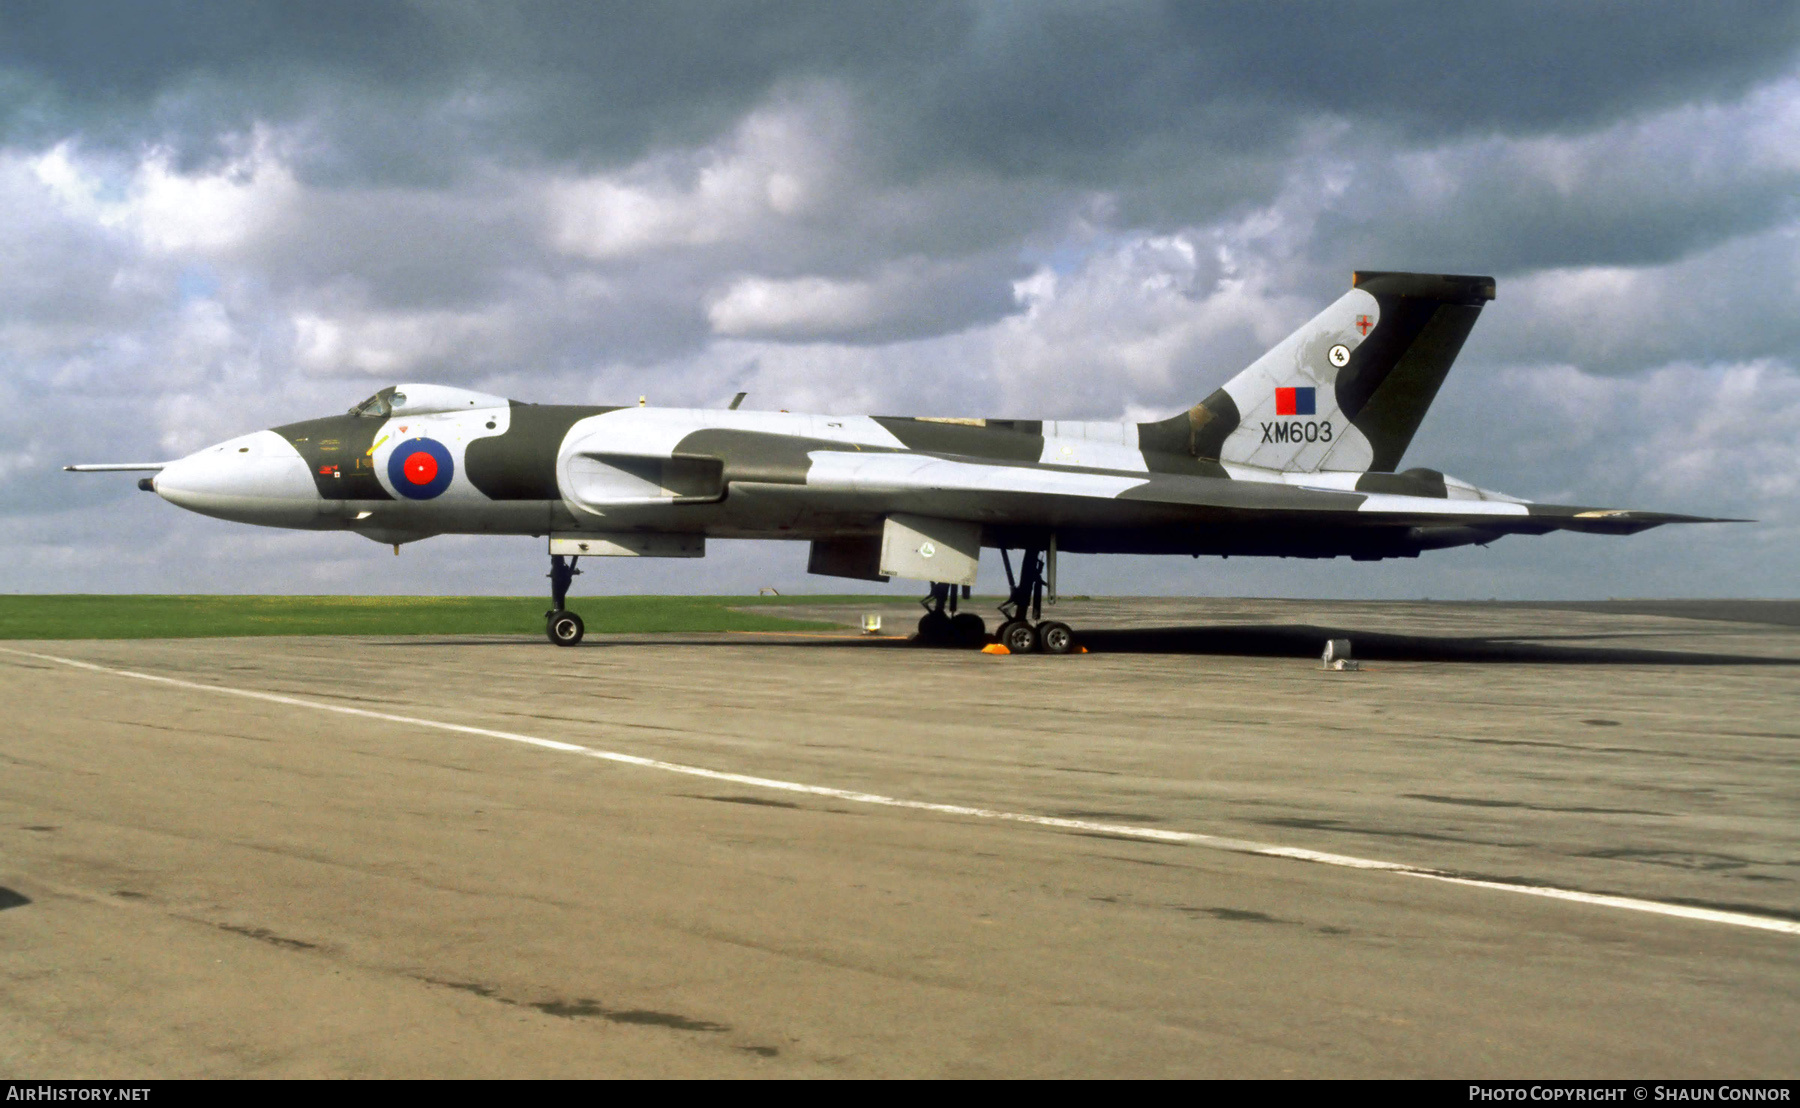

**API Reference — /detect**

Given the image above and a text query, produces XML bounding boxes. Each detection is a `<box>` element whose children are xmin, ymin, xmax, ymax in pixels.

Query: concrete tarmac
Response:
<box><xmin>1</xmin><ymin>598</ymin><xmax>1796</xmax><ymax>1077</ymax></box>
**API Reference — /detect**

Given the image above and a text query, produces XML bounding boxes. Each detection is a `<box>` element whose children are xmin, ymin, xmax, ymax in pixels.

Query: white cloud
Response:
<box><xmin>705</xmin><ymin>256</ymin><xmax>1004</xmax><ymax>339</ymax></box>
<box><xmin>1497</xmin><ymin>360</ymin><xmax>1800</xmax><ymax>508</ymax></box>
<box><xmin>982</xmin><ymin>234</ymin><xmax>1310</xmax><ymax>416</ymax></box>
<box><xmin>708</xmin><ymin>273</ymin><xmax>883</xmax><ymax>335</ymax></box>
<box><xmin>292</xmin><ymin>302</ymin><xmax>511</xmax><ymax>378</ymax></box>
<box><xmin>29</xmin><ymin>130</ymin><xmax>302</xmax><ymax>258</ymax></box>
<box><xmin>547</xmin><ymin>95</ymin><xmax>847</xmax><ymax>260</ymax></box>
<box><xmin>130</xmin><ymin>141</ymin><xmax>300</xmax><ymax>256</ymax></box>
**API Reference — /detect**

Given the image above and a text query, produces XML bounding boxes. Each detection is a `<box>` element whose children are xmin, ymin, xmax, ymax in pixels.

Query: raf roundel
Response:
<box><xmin>388</xmin><ymin>437</ymin><xmax>455</xmax><ymax>500</ymax></box>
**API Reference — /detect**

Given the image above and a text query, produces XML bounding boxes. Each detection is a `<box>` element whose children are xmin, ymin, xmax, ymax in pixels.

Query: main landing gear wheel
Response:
<box><xmin>998</xmin><ymin>619</ymin><xmax>1037</xmax><ymax>654</ymax></box>
<box><xmin>949</xmin><ymin>612</ymin><xmax>987</xmax><ymax>647</ymax></box>
<box><xmin>547</xmin><ymin>610</ymin><xmax>585</xmax><ymax>646</ymax></box>
<box><xmin>917</xmin><ymin>609</ymin><xmax>953</xmax><ymax>645</ymax></box>
<box><xmin>993</xmin><ymin>545</ymin><xmax>1080</xmax><ymax>655</ymax></box>
<box><xmin>917</xmin><ymin>581</ymin><xmax>985</xmax><ymax>647</ymax></box>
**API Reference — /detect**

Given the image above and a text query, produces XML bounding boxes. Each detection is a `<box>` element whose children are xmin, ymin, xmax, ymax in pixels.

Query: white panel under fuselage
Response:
<box><xmin>1037</xmin><ymin>421</ymin><xmax>1148</xmax><ymax>472</ymax></box>
<box><xmin>804</xmin><ymin>450</ymin><xmax>1148</xmax><ymax>499</ymax></box>
<box><xmin>1355</xmin><ymin>494</ymin><xmax>1528</xmax><ymax>517</ymax></box>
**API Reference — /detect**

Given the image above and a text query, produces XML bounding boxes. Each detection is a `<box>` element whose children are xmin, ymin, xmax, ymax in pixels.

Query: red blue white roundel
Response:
<box><xmin>388</xmin><ymin>437</ymin><xmax>454</xmax><ymax>499</ymax></box>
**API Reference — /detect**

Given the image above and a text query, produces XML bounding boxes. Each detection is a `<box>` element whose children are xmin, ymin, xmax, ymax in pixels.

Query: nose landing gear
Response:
<box><xmin>546</xmin><ymin>554</ymin><xmax>584</xmax><ymax>646</ymax></box>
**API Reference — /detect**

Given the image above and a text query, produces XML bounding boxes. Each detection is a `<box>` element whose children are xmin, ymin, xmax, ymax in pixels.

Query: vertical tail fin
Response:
<box><xmin>1139</xmin><ymin>271</ymin><xmax>1495</xmax><ymax>472</ymax></box>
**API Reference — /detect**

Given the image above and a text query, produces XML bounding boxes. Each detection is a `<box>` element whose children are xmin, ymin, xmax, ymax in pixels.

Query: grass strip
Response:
<box><xmin>0</xmin><ymin>594</ymin><xmax>898</xmax><ymax>640</ymax></box>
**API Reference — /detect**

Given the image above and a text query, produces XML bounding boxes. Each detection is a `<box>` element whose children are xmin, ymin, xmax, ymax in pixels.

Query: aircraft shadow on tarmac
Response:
<box><xmin>384</xmin><ymin>625</ymin><xmax>1796</xmax><ymax>665</ymax></box>
<box><xmin>1067</xmin><ymin>625</ymin><xmax>1799</xmax><ymax>665</ymax></box>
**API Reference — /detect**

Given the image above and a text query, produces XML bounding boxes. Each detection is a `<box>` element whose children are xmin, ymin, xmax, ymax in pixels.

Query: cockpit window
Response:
<box><xmin>348</xmin><ymin>383</ymin><xmax>505</xmax><ymax>417</ymax></box>
<box><xmin>349</xmin><ymin>387</ymin><xmax>397</xmax><ymax>418</ymax></box>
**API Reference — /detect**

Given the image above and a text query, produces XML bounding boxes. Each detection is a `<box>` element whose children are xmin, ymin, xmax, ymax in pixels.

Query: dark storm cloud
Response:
<box><xmin>9</xmin><ymin>0</ymin><xmax>1796</xmax><ymax>319</ymax></box>
<box><xmin>5</xmin><ymin>1</ymin><xmax>1797</xmax><ymax>195</ymax></box>
<box><xmin>0</xmin><ymin>2</ymin><xmax>959</xmax><ymax>183</ymax></box>
<box><xmin>1308</xmin><ymin>90</ymin><xmax>1800</xmax><ymax>276</ymax></box>
<box><xmin>1475</xmin><ymin>229</ymin><xmax>1800</xmax><ymax>375</ymax></box>
<box><xmin>874</xmin><ymin>2</ymin><xmax>1800</xmax><ymax>204</ymax></box>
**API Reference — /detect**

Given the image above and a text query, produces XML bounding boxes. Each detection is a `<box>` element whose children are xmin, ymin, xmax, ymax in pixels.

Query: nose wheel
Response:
<box><xmin>545</xmin><ymin>553</ymin><xmax>585</xmax><ymax>646</ymax></box>
<box><xmin>547</xmin><ymin>609</ymin><xmax>585</xmax><ymax>646</ymax></box>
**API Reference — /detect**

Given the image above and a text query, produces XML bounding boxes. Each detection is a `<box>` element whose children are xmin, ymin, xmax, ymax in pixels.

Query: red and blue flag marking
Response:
<box><xmin>1275</xmin><ymin>387</ymin><xmax>1316</xmax><ymax>416</ymax></box>
<box><xmin>387</xmin><ymin>437</ymin><xmax>454</xmax><ymax>499</ymax></box>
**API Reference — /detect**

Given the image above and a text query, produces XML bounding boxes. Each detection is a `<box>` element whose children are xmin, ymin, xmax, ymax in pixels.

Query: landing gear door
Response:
<box><xmin>880</xmin><ymin>515</ymin><xmax>980</xmax><ymax>586</ymax></box>
<box><xmin>808</xmin><ymin>537</ymin><xmax>888</xmax><ymax>582</ymax></box>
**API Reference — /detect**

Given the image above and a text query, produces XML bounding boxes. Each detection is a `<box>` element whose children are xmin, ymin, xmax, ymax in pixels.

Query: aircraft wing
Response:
<box><xmin>793</xmin><ymin>450</ymin><xmax>1740</xmax><ymax>547</ymax></box>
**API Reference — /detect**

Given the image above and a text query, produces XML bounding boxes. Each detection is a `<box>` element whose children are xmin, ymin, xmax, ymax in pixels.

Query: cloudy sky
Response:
<box><xmin>4</xmin><ymin>2</ymin><xmax>1798</xmax><ymax>600</ymax></box>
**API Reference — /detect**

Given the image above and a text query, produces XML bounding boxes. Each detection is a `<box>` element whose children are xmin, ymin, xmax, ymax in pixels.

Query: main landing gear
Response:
<box><xmin>546</xmin><ymin>554</ymin><xmax>585</xmax><ymax>646</ymax></box>
<box><xmin>994</xmin><ymin>546</ymin><xmax>1076</xmax><ymax>655</ymax></box>
<box><xmin>915</xmin><ymin>581</ymin><xmax>987</xmax><ymax>648</ymax></box>
<box><xmin>912</xmin><ymin>545</ymin><xmax>1078</xmax><ymax>654</ymax></box>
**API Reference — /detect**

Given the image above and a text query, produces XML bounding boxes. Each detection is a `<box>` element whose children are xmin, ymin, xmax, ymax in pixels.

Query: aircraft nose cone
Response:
<box><xmin>155</xmin><ymin>430</ymin><xmax>322</xmax><ymax>527</ymax></box>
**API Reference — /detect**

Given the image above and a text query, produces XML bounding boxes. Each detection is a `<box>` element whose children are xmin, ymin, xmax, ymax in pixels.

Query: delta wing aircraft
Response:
<box><xmin>69</xmin><ymin>271</ymin><xmax>1731</xmax><ymax>650</ymax></box>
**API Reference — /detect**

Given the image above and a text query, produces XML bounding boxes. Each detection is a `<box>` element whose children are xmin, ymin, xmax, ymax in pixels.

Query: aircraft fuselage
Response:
<box><xmin>154</xmin><ymin>397</ymin><xmax>1553</xmax><ymax>562</ymax></box>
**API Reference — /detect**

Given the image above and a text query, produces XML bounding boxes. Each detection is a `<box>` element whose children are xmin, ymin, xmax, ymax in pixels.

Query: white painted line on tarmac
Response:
<box><xmin>8</xmin><ymin>645</ymin><xmax>1797</xmax><ymax>938</ymax></box>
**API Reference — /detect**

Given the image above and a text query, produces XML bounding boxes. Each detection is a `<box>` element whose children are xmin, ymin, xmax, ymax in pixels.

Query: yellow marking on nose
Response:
<box><xmin>367</xmin><ymin>435</ymin><xmax>389</xmax><ymax>456</ymax></box>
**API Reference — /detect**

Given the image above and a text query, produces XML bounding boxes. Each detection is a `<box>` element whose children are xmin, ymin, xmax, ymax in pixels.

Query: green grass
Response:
<box><xmin>0</xmin><ymin>594</ymin><xmax>909</xmax><ymax>640</ymax></box>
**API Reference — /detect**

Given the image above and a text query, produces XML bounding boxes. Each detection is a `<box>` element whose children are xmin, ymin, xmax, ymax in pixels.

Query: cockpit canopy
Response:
<box><xmin>349</xmin><ymin>383</ymin><xmax>509</xmax><ymax>418</ymax></box>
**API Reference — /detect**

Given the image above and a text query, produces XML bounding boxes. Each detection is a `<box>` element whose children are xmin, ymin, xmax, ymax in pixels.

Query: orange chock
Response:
<box><xmin>980</xmin><ymin>643</ymin><xmax>1010</xmax><ymax>655</ymax></box>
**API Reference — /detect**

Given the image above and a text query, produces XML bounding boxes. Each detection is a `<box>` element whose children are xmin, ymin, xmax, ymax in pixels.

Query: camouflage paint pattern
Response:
<box><xmin>143</xmin><ymin>272</ymin><xmax>1731</xmax><ymax>563</ymax></box>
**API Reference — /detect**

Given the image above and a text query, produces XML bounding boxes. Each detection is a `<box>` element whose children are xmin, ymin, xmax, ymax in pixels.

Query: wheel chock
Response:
<box><xmin>980</xmin><ymin>643</ymin><xmax>1010</xmax><ymax>655</ymax></box>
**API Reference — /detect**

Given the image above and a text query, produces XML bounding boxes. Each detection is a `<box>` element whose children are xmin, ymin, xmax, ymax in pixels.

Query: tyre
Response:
<box><xmin>547</xmin><ymin>610</ymin><xmax>585</xmax><ymax>646</ymax></box>
<box><xmin>1038</xmin><ymin>620</ymin><xmax>1075</xmax><ymax>655</ymax></box>
<box><xmin>949</xmin><ymin>612</ymin><xmax>988</xmax><ymax>648</ymax></box>
<box><xmin>999</xmin><ymin>619</ymin><xmax>1037</xmax><ymax>654</ymax></box>
<box><xmin>916</xmin><ymin>610</ymin><xmax>953</xmax><ymax>644</ymax></box>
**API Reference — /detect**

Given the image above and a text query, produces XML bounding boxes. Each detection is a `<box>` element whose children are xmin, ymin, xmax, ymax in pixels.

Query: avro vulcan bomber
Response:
<box><xmin>69</xmin><ymin>272</ymin><xmax>1731</xmax><ymax>650</ymax></box>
